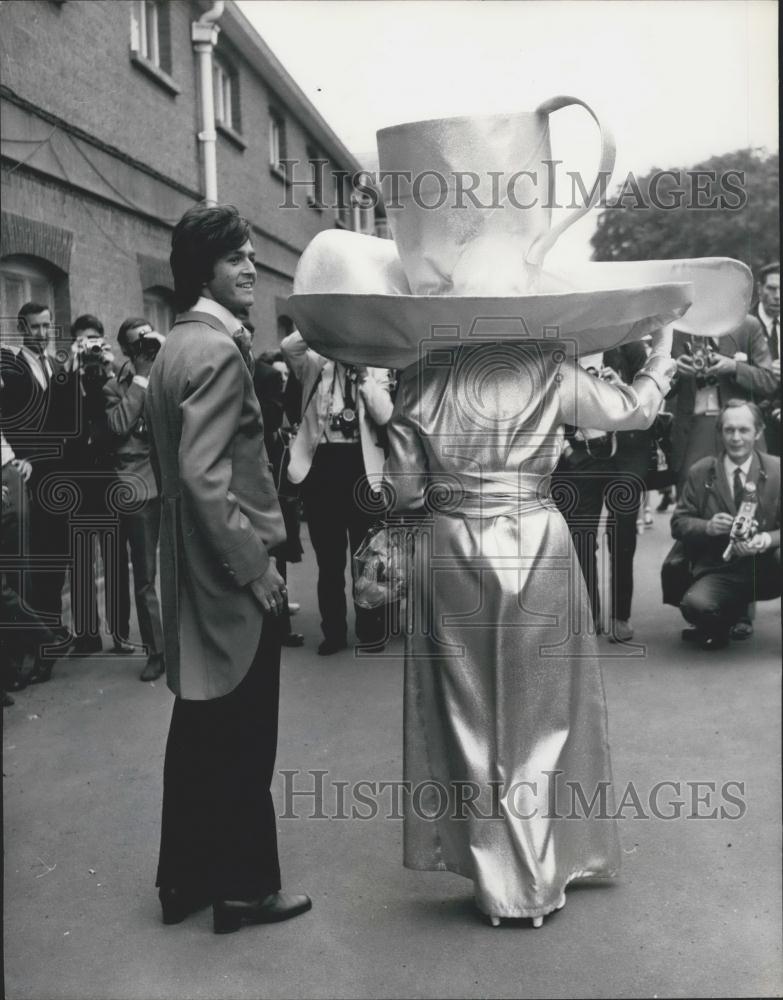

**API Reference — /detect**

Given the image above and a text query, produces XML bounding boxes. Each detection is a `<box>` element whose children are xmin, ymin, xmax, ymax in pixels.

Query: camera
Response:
<box><xmin>330</xmin><ymin>407</ymin><xmax>358</xmax><ymax>437</ymax></box>
<box><xmin>130</xmin><ymin>330</ymin><xmax>164</xmax><ymax>361</ymax></box>
<box><xmin>688</xmin><ymin>344</ymin><xmax>718</xmax><ymax>387</ymax></box>
<box><xmin>75</xmin><ymin>335</ymin><xmax>113</xmax><ymax>378</ymax></box>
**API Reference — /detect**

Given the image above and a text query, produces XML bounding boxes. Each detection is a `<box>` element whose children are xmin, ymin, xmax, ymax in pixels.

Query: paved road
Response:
<box><xmin>3</xmin><ymin>504</ymin><xmax>781</xmax><ymax>999</ymax></box>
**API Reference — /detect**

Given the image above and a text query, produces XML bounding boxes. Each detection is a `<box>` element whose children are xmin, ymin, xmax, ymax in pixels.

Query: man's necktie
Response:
<box><xmin>733</xmin><ymin>467</ymin><xmax>743</xmax><ymax>508</ymax></box>
<box><xmin>233</xmin><ymin>328</ymin><xmax>255</xmax><ymax>374</ymax></box>
<box><xmin>770</xmin><ymin>318</ymin><xmax>779</xmax><ymax>362</ymax></box>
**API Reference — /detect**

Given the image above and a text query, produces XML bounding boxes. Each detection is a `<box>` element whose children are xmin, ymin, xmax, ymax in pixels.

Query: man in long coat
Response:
<box><xmin>146</xmin><ymin>204</ymin><xmax>311</xmax><ymax>934</ymax></box>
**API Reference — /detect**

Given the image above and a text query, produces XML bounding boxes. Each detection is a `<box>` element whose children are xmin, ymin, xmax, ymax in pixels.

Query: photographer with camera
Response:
<box><xmin>668</xmin><ymin>318</ymin><xmax>776</xmax><ymax>491</ymax></box>
<box><xmin>671</xmin><ymin>400</ymin><xmax>780</xmax><ymax>650</ymax></box>
<box><xmin>102</xmin><ymin>317</ymin><xmax>166</xmax><ymax>681</ymax></box>
<box><xmin>63</xmin><ymin>314</ymin><xmax>132</xmax><ymax>656</ymax></box>
<box><xmin>282</xmin><ymin>330</ymin><xmax>393</xmax><ymax>654</ymax></box>
<box><xmin>552</xmin><ymin>342</ymin><xmax>656</xmax><ymax>643</ymax></box>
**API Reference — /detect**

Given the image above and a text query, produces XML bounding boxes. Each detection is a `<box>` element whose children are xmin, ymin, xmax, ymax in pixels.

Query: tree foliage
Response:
<box><xmin>590</xmin><ymin>148</ymin><xmax>779</xmax><ymax>274</ymax></box>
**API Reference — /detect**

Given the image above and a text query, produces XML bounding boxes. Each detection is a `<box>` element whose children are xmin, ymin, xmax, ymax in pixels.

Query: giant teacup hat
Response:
<box><xmin>289</xmin><ymin>97</ymin><xmax>752</xmax><ymax>368</ymax></box>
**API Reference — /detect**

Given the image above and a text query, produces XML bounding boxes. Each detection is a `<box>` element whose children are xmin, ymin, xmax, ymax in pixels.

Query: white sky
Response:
<box><xmin>237</xmin><ymin>0</ymin><xmax>779</xmax><ymax>263</ymax></box>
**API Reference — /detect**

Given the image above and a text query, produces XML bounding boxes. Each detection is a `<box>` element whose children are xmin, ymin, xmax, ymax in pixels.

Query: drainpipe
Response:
<box><xmin>192</xmin><ymin>1</ymin><xmax>224</xmax><ymax>205</ymax></box>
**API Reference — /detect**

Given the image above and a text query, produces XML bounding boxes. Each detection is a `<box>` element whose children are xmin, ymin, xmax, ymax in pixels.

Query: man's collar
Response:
<box><xmin>193</xmin><ymin>296</ymin><xmax>243</xmax><ymax>335</ymax></box>
<box><xmin>724</xmin><ymin>452</ymin><xmax>754</xmax><ymax>477</ymax></box>
<box><xmin>758</xmin><ymin>301</ymin><xmax>778</xmax><ymax>329</ymax></box>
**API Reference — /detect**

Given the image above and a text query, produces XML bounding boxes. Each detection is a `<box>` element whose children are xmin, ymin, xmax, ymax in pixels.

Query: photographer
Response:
<box><xmin>64</xmin><ymin>314</ymin><xmax>131</xmax><ymax>656</ymax></box>
<box><xmin>103</xmin><ymin>318</ymin><xmax>166</xmax><ymax>681</ymax></box>
<box><xmin>671</xmin><ymin>400</ymin><xmax>780</xmax><ymax>650</ymax></box>
<box><xmin>668</xmin><ymin>319</ymin><xmax>776</xmax><ymax>491</ymax></box>
<box><xmin>282</xmin><ymin>331</ymin><xmax>393</xmax><ymax>654</ymax></box>
<box><xmin>552</xmin><ymin>343</ymin><xmax>654</xmax><ymax>643</ymax></box>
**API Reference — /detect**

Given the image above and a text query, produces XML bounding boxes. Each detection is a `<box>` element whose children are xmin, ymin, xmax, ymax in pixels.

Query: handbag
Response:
<box><xmin>353</xmin><ymin>521</ymin><xmax>414</xmax><ymax>611</ymax></box>
<box><xmin>661</xmin><ymin>539</ymin><xmax>692</xmax><ymax>607</ymax></box>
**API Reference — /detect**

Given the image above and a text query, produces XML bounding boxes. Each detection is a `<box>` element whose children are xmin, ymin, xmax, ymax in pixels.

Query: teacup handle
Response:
<box><xmin>525</xmin><ymin>95</ymin><xmax>616</xmax><ymax>267</ymax></box>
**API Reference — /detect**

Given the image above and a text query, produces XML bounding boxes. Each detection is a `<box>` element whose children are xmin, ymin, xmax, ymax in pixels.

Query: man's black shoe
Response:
<box><xmin>281</xmin><ymin>632</ymin><xmax>305</xmax><ymax>648</ymax></box>
<box><xmin>681</xmin><ymin>627</ymin><xmax>702</xmax><ymax>643</ymax></box>
<box><xmin>159</xmin><ymin>887</ymin><xmax>211</xmax><ymax>925</ymax></box>
<box><xmin>140</xmin><ymin>656</ymin><xmax>165</xmax><ymax>682</ymax></box>
<box><xmin>700</xmin><ymin>633</ymin><xmax>730</xmax><ymax>651</ymax></box>
<box><xmin>3</xmin><ymin>691</ymin><xmax>15</xmax><ymax>707</ymax></box>
<box><xmin>70</xmin><ymin>634</ymin><xmax>103</xmax><ymax>656</ymax></box>
<box><xmin>729</xmin><ymin>619</ymin><xmax>753</xmax><ymax>640</ymax></box>
<box><xmin>29</xmin><ymin>656</ymin><xmax>55</xmax><ymax>684</ymax></box>
<box><xmin>317</xmin><ymin>638</ymin><xmax>347</xmax><ymax>656</ymax></box>
<box><xmin>213</xmin><ymin>892</ymin><xmax>312</xmax><ymax>934</ymax></box>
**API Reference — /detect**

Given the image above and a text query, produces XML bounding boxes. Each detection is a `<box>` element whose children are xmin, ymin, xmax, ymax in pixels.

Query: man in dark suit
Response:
<box><xmin>552</xmin><ymin>341</ymin><xmax>654</xmax><ymax>643</ymax></box>
<box><xmin>0</xmin><ymin>302</ymin><xmax>70</xmax><ymax>653</ymax></box>
<box><xmin>669</xmin><ymin>317</ymin><xmax>777</xmax><ymax>489</ymax></box>
<box><xmin>146</xmin><ymin>204</ymin><xmax>311</xmax><ymax>934</ymax></box>
<box><xmin>103</xmin><ymin>317</ymin><xmax>166</xmax><ymax>681</ymax></box>
<box><xmin>671</xmin><ymin>400</ymin><xmax>780</xmax><ymax>650</ymax></box>
<box><xmin>752</xmin><ymin>263</ymin><xmax>780</xmax><ymax>456</ymax></box>
<box><xmin>251</xmin><ymin>352</ymin><xmax>304</xmax><ymax>648</ymax></box>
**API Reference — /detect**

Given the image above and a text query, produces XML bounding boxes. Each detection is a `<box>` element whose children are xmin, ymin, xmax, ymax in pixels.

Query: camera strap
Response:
<box><xmin>342</xmin><ymin>366</ymin><xmax>356</xmax><ymax>412</ymax></box>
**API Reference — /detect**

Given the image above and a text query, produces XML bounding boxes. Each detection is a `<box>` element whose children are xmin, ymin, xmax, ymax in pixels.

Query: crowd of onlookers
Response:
<box><xmin>1</xmin><ymin>263</ymin><xmax>779</xmax><ymax>704</ymax></box>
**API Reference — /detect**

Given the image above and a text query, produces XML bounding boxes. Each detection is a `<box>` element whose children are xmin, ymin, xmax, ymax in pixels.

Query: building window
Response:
<box><xmin>333</xmin><ymin>172</ymin><xmax>353</xmax><ymax>229</ymax></box>
<box><xmin>143</xmin><ymin>286</ymin><xmax>175</xmax><ymax>336</ymax></box>
<box><xmin>130</xmin><ymin>0</ymin><xmax>172</xmax><ymax>76</ymax></box>
<box><xmin>0</xmin><ymin>256</ymin><xmax>57</xmax><ymax>343</ymax></box>
<box><xmin>269</xmin><ymin>110</ymin><xmax>287</xmax><ymax>177</ymax></box>
<box><xmin>214</xmin><ymin>57</ymin><xmax>240</xmax><ymax>132</ymax></box>
<box><xmin>306</xmin><ymin>146</ymin><xmax>327</xmax><ymax>208</ymax></box>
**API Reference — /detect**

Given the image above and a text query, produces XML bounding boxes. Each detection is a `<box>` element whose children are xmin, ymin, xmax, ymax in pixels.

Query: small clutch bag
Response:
<box><xmin>353</xmin><ymin>522</ymin><xmax>413</xmax><ymax>610</ymax></box>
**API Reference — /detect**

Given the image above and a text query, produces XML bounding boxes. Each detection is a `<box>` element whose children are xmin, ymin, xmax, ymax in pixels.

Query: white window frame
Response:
<box><xmin>131</xmin><ymin>0</ymin><xmax>161</xmax><ymax>67</ymax></box>
<box><xmin>142</xmin><ymin>288</ymin><xmax>175</xmax><ymax>336</ymax></box>
<box><xmin>269</xmin><ymin>111</ymin><xmax>285</xmax><ymax>172</ymax></box>
<box><xmin>213</xmin><ymin>59</ymin><xmax>234</xmax><ymax>129</ymax></box>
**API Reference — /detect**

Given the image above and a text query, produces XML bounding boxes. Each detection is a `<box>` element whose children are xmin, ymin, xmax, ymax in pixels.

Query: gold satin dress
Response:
<box><xmin>384</xmin><ymin>342</ymin><xmax>657</xmax><ymax>919</ymax></box>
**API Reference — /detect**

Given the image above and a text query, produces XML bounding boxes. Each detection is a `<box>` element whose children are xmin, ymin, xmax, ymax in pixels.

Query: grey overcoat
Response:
<box><xmin>146</xmin><ymin>311</ymin><xmax>285</xmax><ymax>700</ymax></box>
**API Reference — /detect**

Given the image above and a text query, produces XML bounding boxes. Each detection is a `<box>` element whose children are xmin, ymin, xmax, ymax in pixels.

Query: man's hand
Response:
<box><xmin>675</xmin><ymin>354</ymin><xmax>696</xmax><ymax>375</ymax></box>
<box><xmin>133</xmin><ymin>353</ymin><xmax>155</xmax><ymax>378</ymax></box>
<box><xmin>705</xmin><ymin>354</ymin><xmax>737</xmax><ymax>376</ymax></box>
<box><xmin>599</xmin><ymin>366</ymin><xmax>622</xmax><ymax>386</ymax></box>
<box><xmin>248</xmin><ymin>558</ymin><xmax>287</xmax><ymax>616</ymax></box>
<box><xmin>733</xmin><ymin>533</ymin><xmax>772</xmax><ymax>557</ymax></box>
<box><xmin>706</xmin><ymin>512</ymin><xmax>734</xmax><ymax>536</ymax></box>
<box><xmin>11</xmin><ymin>458</ymin><xmax>32</xmax><ymax>482</ymax></box>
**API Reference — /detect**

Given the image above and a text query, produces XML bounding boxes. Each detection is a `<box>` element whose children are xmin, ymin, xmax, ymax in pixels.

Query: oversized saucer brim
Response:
<box><xmin>288</xmin><ymin>282</ymin><xmax>692</xmax><ymax>370</ymax></box>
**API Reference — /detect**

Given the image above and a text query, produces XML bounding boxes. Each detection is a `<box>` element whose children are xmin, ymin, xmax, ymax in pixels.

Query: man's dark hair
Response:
<box><xmin>170</xmin><ymin>203</ymin><xmax>251</xmax><ymax>312</ymax></box>
<box><xmin>18</xmin><ymin>301</ymin><xmax>50</xmax><ymax>326</ymax></box>
<box><xmin>70</xmin><ymin>314</ymin><xmax>104</xmax><ymax>340</ymax></box>
<box><xmin>117</xmin><ymin>316</ymin><xmax>149</xmax><ymax>350</ymax></box>
<box><xmin>717</xmin><ymin>398</ymin><xmax>765</xmax><ymax>433</ymax></box>
<box><xmin>758</xmin><ymin>262</ymin><xmax>780</xmax><ymax>284</ymax></box>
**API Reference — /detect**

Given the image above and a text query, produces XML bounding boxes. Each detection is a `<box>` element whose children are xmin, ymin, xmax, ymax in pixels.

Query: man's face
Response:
<box><xmin>203</xmin><ymin>239</ymin><xmax>256</xmax><ymax>316</ymax></box>
<box><xmin>19</xmin><ymin>309</ymin><xmax>51</xmax><ymax>354</ymax></box>
<box><xmin>759</xmin><ymin>272</ymin><xmax>780</xmax><ymax>318</ymax></box>
<box><xmin>721</xmin><ymin>405</ymin><xmax>762</xmax><ymax>464</ymax></box>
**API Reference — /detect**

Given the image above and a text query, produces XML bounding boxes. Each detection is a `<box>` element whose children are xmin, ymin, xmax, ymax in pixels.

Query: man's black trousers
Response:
<box><xmin>301</xmin><ymin>442</ymin><xmax>384</xmax><ymax>644</ymax></box>
<box><xmin>156</xmin><ymin>615</ymin><xmax>282</xmax><ymax>899</ymax></box>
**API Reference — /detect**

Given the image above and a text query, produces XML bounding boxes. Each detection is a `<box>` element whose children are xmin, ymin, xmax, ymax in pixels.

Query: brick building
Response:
<box><xmin>0</xmin><ymin>0</ymin><xmax>382</xmax><ymax>352</ymax></box>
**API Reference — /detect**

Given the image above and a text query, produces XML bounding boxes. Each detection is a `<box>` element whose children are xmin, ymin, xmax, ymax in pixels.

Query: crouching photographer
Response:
<box><xmin>103</xmin><ymin>318</ymin><xmax>166</xmax><ymax>681</ymax></box>
<box><xmin>669</xmin><ymin>400</ymin><xmax>780</xmax><ymax>650</ymax></box>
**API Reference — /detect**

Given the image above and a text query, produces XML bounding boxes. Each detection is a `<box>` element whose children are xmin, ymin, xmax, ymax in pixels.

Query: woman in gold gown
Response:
<box><xmin>383</xmin><ymin>331</ymin><xmax>675</xmax><ymax>927</ymax></box>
